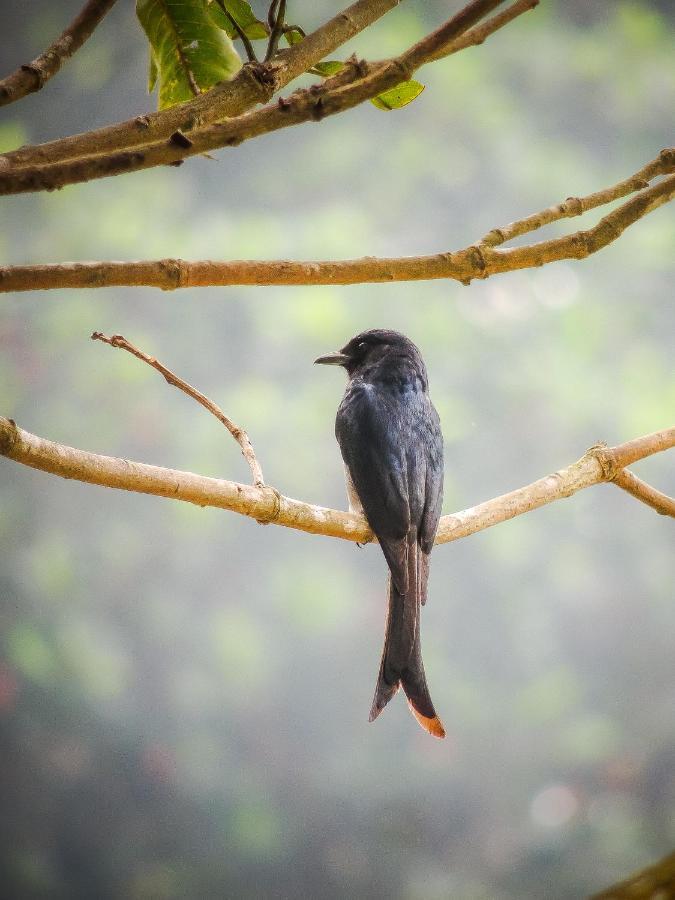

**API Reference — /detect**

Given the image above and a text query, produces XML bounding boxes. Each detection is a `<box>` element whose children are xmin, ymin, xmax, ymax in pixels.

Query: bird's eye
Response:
<box><xmin>357</xmin><ymin>342</ymin><xmax>368</xmax><ymax>353</ymax></box>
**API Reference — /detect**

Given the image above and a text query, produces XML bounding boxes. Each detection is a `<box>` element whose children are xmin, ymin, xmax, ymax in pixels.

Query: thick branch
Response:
<box><xmin>0</xmin><ymin>0</ymin><xmax>522</xmax><ymax>193</ymax></box>
<box><xmin>1</xmin><ymin>0</ymin><xmax>400</xmax><ymax>169</ymax></box>
<box><xmin>1</xmin><ymin>152</ymin><xmax>672</xmax><ymax>292</ymax></box>
<box><xmin>91</xmin><ymin>331</ymin><xmax>265</xmax><ymax>486</ymax></box>
<box><xmin>1</xmin><ymin>418</ymin><xmax>672</xmax><ymax>544</ymax></box>
<box><xmin>0</xmin><ymin>0</ymin><xmax>118</xmax><ymax>107</ymax></box>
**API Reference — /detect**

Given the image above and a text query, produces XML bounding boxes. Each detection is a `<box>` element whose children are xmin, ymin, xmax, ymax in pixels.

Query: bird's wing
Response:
<box><xmin>419</xmin><ymin>400</ymin><xmax>444</xmax><ymax>555</ymax></box>
<box><xmin>418</xmin><ymin>400</ymin><xmax>443</xmax><ymax>605</ymax></box>
<box><xmin>335</xmin><ymin>382</ymin><xmax>410</xmax><ymax>591</ymax></box>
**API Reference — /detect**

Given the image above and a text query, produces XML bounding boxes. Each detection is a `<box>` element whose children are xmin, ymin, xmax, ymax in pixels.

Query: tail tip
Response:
<box><xmin>410</xmin><ymin>705</ymin><xmax>446</xmax><ymax>739</ymax></box>
<box><xmin>369</xmin><ymin>682</ymin><xmax>400</xmax><ymax>723</ymax></box>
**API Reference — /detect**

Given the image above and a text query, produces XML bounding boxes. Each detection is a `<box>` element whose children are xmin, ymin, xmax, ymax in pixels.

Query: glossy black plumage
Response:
<box><xmin>315</xmin><ymin>330</ymin><xmax>445</xmax><ymax>738</ymax></box>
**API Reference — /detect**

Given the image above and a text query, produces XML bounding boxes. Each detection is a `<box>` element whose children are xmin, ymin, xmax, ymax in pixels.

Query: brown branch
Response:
<box><xmin>612</xmin><ymin>469</ymin><xmax>675</xmax><ymax>517</ymax></box>
<box><xmin>428</xmin><ymin>0</ymin><xmax>538</xmax><ymax>61</ymax></box>
<box><xmin>1</xmin><ymin>151</ymin><xmax>672</xmax><ymax>293</ymax></box>
<box><xmin>1</xmin><ymin>0</ymin><xmax>401</xmax><ymax>170</ymax></box>
<box><xmin>0</xmin><ymin>0</ymin><xmax>520</xmax><ymax>192</ymax></box>
<box><xmin>90</xmin><ymin>331</ymin><xmax>265</xmax><ymax>487</ymax></box>
<box><xmin>0</xmin><ymin>0</ymin><xmax>118</xmax><ymax>107</ymax></box>
<box><xmin>265</xmin><ymin>0</ymin><xmax>287</xmax><ymax>62</ymax></box>
<box><xmin>591</xmin><ymin>848</ymin><xmax>675</xmax><ymax>899</ymax></box>
<box><xmin>1</xmin><ymin>417</ymin><xmax>672</xmax><ymax>544</ymax></box>
<box><xmin>216</xmin><ymin>0</ymin><xmax>259</xmax><ymax>64</ymax></box>
<box><xmin>479</xmin><ymin>147</ymin><xmax>671</xmax><ymax>248</ymax></box>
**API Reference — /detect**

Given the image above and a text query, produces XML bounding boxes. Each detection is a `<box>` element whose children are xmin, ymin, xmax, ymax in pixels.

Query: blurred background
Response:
<box><xmin>1</xmin><ymin>1</ymin><xmax>674</xmax><ymax>897</ymax></box>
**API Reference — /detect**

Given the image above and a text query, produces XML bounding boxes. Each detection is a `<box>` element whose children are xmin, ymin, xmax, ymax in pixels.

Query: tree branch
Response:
<box><xmin>427</xmin><ymin>0</ymin><xmax>537</xmax><ymax>62</ymax></box>
<box><xmin>1</xmin><ymin>0</ymin><xmax>401</xmax><ymax>170</ymax></box>
<box><xmin>591</xmin><ymin>849</ymin><xmax>675</xmax><ymax>899</ymax></box>
<box><xmin>0</xmin><ymin>0</ymin><xmax>526</xmax><ymax>193</ymax></box>
<box><xmin>1</xmin><ymin>150</ymin><xmax>672</xmax><ymax>292</ymax></box>
<box><xmin>0</xmin><ymin>0</ymin><xmax>118</xmax><ymax>107</ymax></box>
<box><xmin>1</xmin><ymin>417</ymin><xmax>672</xmax><ymax>544</ymax></box>
<box><xmin>612</xmin><ymin>469</ymin><xmax>675</xmax><ymax>517</ymax></box>
<box><xmin>90</xmin><ymin>331</ymin><xmax>265</xmax><ymax>487</ymax></box>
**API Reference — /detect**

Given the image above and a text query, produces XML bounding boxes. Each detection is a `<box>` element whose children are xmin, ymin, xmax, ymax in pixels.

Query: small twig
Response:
<box><xmin>428</xmin><ymin>0</ymin><xmax>538</xmax><ymax>62</ymax></box>
<box><xmin>90</xmin><ymin>331</ymin><xmax>265</xmax><ymax>487</ymax></box>
<box><xmin>612</xmin><ymin>469</ymin><xmax>675</xmax><ymax>517</ymax></box>
<box><xmin>215</xmin><ymin>0</ymin><xmax>258</xmax><ymax>63</ymax></box>
<box><xmin>265</xmin><ymin>0</ymin><xmax>287</xmax><ymax>61</ymax></box>
<box><xmin>0</xmin><ymin>0</ymin><xmax>118</xmax><ymax>107</ymax></box>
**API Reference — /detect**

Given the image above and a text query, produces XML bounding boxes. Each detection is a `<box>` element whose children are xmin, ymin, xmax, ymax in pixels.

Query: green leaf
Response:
<box><xmin>371</xmin><ymin>79</ymin><xmax>425</xmax><ymax>111</ymax></box>
<box><xmin>137</xmin><ymin>0</ymin><xmax>242</xmax><ymax>110</ymax></box>
<box><xmin>205</xmin><ymin>0</ymin><xmax>268</xmax><ymax>40</ymax></box>
<box><xmin>148</xmin><ymin>50</ymin><xmax>159</xmax><ymax>92</ymax></box>
<box><xmin>311</xmin><ymin>61</ymin><xmax>345</xmax><ymax>77</ymax></box>
<box><xmin>283</xmin><ymin>28</ymin><xmax>304</xmax><ymax>47</ymax></box>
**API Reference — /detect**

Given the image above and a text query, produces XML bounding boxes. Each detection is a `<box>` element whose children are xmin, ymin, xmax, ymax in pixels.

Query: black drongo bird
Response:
<box><xmin>315</xmin><ymin>329</ymin><xmax>445</xmax><ymax>738</ymax></box>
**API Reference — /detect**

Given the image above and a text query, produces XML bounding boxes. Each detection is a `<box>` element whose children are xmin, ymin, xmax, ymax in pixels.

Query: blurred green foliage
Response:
<box><xmin>0</xmin><ymin>1</ymin><xmax>674</xmax><ymax>898</ymax></box>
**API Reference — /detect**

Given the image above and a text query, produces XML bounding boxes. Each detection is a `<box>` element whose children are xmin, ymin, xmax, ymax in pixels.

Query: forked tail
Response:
<box><xmin>368</xmin><ymin>543</ymin><xmax>445</xmax><ymax>739</ymax></box>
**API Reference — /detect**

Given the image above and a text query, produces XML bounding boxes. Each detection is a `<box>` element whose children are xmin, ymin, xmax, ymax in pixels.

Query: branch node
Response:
<box><xmin>391</xmin><ymin>59</ymin><xmax>414</xmax><ymax>82</ymax></box>
<box><xmin>256</xmin><ymin>486</ymin><xmax>282</xmax><ymax>524</ymax></box>
<box><xmin>660</xmin><ymin>147</ymin><xmax>675</xmax><ymax>169</ymax></box>
<box><xmin>587</xmin><ymin>442</ymin><xmax>618</xmax><ymax>481</ymax></box>
<box><xmin>158</xmin><ymin>259</ymin><xmax>187</xmax><ymax>290</ymax></box>
<box><xmin>468</xmin><ymin>244</ymin><xmax>488</xmax><ymax>277</ymax></box>
<box><xmin>0</xmin><ymin>417</ymin><xmax>18</xmax><ymax>455</ymax></box>
<box><xmin>311</xmin><ymin>97</ymin><xmax>326</xmax><ymax>121</ymax></box>
<box><xmin>20</xmin><ymin>63</ymin><xmax>44</xmax><ymax>89</ymax></box>
<box><xmin>480</xmin><ymin>228</ymin><xmax>505</xmax><ymax>248</ymax></box>
<box><xmin>562</xmin><ymin>196</ymin><xmax>583</xmax><ymax>216</ymax></box>
<box><xmin>169</xmin><ymin>130</ymin><xmax>193</xmax><ymax>149</ymax></box>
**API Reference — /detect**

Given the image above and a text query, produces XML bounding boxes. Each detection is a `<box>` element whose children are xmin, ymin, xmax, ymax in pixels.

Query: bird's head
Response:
<box><xmin>314</xmin><ymin>329</ymin><xmax>426</xmax><ymax>380</ymax></box>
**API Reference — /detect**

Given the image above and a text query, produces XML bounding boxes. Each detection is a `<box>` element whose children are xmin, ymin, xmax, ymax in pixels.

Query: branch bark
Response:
<box><xmin>1</xmin><ymin>417</ymin><xmax>672</xmax><ymax>544</ymax></box>
<box><xmin>0</xmin><ymin>0</ymin><xmax>118</xmax><ymax>107</ymax></box>
<box><xmin>91</xmin><ymin>331</ymin><xmax>265</xmax><ymax>486</ymax></box>
<box><xmin>1</xmin><ymin>0</ymin><xmax>401</xmax><ymax>169</ymax></box>
<box><xmin>0</xmin><ymin>0</ymin><xmax>529</xmax><ymax>193</ymax></box>
<box><xmin>1</xmin><ymin>150</ymin><xmax>672</xmax><ymax>293</ymax></box>
<box><xmin>613</xmin><ymin>469</ymin><xmax>675</xmax><ymax>517</ymax></box>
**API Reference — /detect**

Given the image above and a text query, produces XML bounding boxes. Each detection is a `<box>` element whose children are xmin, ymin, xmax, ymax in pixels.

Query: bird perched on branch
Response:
<box><xmin>315</xmin><ymin>330</ymin><xmax>445</xmax><ymax>738</ymax></box>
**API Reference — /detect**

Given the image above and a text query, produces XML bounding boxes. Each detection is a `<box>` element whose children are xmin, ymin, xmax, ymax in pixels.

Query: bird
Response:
<box><xmin>315</xmin><ymin>329</ymin><xmax>445</xmax><ymax>738</ymax></box>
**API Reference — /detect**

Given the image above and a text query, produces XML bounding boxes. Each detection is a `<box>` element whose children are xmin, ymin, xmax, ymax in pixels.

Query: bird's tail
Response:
<box><xmin>368</xmin><ymin>537</ymin><xmax>445</xmax><ymax>739</ymax></box>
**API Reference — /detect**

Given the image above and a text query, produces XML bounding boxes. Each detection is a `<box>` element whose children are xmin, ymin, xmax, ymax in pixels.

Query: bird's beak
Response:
<box><xmin>314</xmin><ymin>351</ymin><xmax>349</xmax><ymax>366</ymax></box>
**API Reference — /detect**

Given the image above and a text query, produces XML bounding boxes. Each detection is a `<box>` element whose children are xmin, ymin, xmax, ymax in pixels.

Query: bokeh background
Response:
<box><xmin>1</xmin><ymin>1</ymin><xmax>674</xmax><ymax>897</ymax></box>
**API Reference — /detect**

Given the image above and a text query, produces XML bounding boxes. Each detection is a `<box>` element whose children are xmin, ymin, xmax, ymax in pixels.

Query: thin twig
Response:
<box><xmin>1</xmin><ymin>417</ymin><xmax>672</xmax><ymax>543</ymax></box>
<box><xmin>612</xmin><ymin>469</ymin><xmax>675</xmax><ymax>517</ymax></box>
<box><xmin>428</xmin><ymin>0</ymin><xmax>538</xmax><ymax>62</ymax></box>
<box><xmin>0</xmin><ymin>0</ymin><xmax>118</xmax><ymax>107</ymax></box>
<box><xmin>265</xmin><ymin>0</ymin><xmax>287</xmax><ymax>61</ymax></box>
<box><xmin>215</xmin><ymin>0</ymin><xmax>258</xmax><ymax>63</ymax></box>
<box><xmin>90</xmin><ymin>331</ymin><xmax>265</xmax><ymax>487</ymax></box>
<box><xmin>1</xmin><ymin>151</ymin><xmax>672</xmax><ymax>292</ymax></box>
